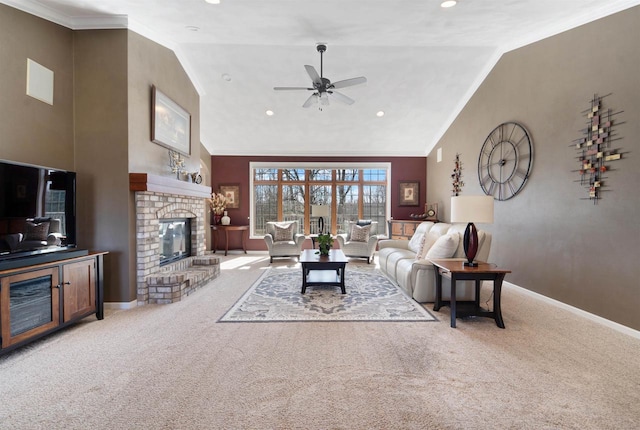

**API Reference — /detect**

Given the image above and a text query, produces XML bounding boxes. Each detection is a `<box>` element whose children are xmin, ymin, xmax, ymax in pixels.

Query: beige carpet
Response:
<box><xmin>1</xmin><ymin>254</ymin><xmax>639</xmax><ymax>430</ymax></box>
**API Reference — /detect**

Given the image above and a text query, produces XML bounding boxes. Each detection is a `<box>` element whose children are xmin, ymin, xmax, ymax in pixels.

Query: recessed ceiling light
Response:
<box><xmin>441</xmin><ymin>1</ymin><xmax>457</xmax><ymax>8</ymax></box>
<box><xmin>205</xmin><ymin>0</ymin><xmax>221</xmax><ymax>4</ymax></box>
<box><xmin>221</xmin><ymin>73</ymin><xmax>232</xmax><ymax>82</ymax></box>
<box><xmin>185</xmin><ymin>26</ymin><xmax>200</xmax><ymax>31</ymax></box>
<box><xmin>266</xmin><ymin>110</ymin><xmax>274</xmax><ymax>116</ymax></box>
<box><xmin>376</xmin><ymin>111</ymin><xmax>385</xmax><ymax>117</ymax></box>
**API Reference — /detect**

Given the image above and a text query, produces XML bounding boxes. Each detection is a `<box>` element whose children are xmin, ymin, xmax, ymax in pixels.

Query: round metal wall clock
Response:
<box><xmin>478</xmin><ymin>122</ymin><xmax>533</xmax><ymax>201</ymax></box>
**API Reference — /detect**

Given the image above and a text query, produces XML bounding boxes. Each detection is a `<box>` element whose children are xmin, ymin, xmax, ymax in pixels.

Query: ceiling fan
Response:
<box><xmin>274</xmin><ymin>44</ymin><xmax>367</xmax><ymax>109</ymax></box>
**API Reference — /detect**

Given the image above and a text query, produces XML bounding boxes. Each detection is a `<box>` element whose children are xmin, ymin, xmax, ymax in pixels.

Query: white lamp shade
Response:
<box><xmin>311</xmin><ymin>205</ymin><xmax>330</xmax><ymax>217</ymax></box>
<box><xmin>450</xmin><ymin>195</ymin><xmax>494</xmax><ymax>224</ymax></box>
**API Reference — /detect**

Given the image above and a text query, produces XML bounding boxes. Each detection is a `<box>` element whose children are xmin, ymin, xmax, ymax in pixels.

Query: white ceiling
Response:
<box><xmin>4</xmin><ymin>0</ymin><xmax>639</xmax><ymax>157</ymax></box>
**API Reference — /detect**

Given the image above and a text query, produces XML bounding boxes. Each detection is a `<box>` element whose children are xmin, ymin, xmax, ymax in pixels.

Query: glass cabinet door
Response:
<box><xmin>1</xmin><ymin>267</ymin><xmax>60</xmax><ymax>348</ymax></box>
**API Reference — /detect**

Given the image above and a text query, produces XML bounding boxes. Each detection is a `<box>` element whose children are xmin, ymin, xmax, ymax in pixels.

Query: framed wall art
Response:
<box><xmin>151</xmin><ymin>85</ymin><xmax>191</xmax><ymax>155</ymax></box>
<box><xmin>219</xmin><ymin>184</ymin><xmax>240</xmax><ymax>209</ymax></box>
<box><xmin>399</xmin><ymin>181</ymin><xmax>419</xmax><ymax>206</ymax></box>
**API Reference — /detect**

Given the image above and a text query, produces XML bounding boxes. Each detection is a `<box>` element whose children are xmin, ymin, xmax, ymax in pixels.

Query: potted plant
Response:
<box><xmin>316</xmin><ymin>233</ymin><xmax>333</xmax><ymax>256</ymax></box>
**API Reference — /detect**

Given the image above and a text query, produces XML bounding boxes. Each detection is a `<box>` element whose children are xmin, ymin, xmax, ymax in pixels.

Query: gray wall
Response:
<box><xmin>427</xmin><ymin>7</ymin><xmax>640</xmax><ymax>330</ymax></box>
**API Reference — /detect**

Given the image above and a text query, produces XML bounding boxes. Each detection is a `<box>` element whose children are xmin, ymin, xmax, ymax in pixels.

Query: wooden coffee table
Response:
<box><xmin>429</xmin><ymin>259</ymin><xmax>511</xmax><ymax>328</ymax></box>
<box><xmin>299</xmin><ymin>249</ymin><xmax>348</xmax><ymax>294</ymax></box>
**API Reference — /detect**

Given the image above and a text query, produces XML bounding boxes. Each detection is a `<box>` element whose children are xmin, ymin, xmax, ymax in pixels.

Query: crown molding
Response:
<box><xmin>0</xmin><ymin>0</ymin><xmax>126</xmax><ymax>28</ymax></box>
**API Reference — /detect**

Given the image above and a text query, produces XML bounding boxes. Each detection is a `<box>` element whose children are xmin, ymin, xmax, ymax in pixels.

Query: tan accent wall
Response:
<box><xmin>73</xmin><ymin>29</ymin><xmax>131</xmax><ymax>303</ymax></box>
<box><xmin>127</xmin><ymin>31</ymin><xmax>201</xmax><ymax>175</ymax></box>
<box><xmin>1</xmin><ymin>1</ymin><xmax>201</xmax><ymax>304</ymax></box>
<box><xmin>0</xmin><ymin>4</ymin><xmax>74</xmax><ymax>169</ymax></box>
<box><xmin>427</xmin><ymin>6</ymin><xmax>640</xmax><ymax>330</ymax></box>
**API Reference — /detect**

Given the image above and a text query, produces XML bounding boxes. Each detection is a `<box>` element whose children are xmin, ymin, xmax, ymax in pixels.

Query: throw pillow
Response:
<box><xmin>350</xmin><ymin>224</ymin><xmax>371</xmax><ymax>242</ymax></box>
<box><xmin>426</xmin><ymin>233</ymin><xmax>460</xmax><ymax>259</ymax></box>
<box><xmin>273</xmin><ymin>223</ymin><xmax>294</xmax><ymax>242</ymax></box>
<box><xmin>415</xmin><ymin>232</ymin><xmax>439</xmax><ymax>260</ymax></box>
<box><xmin>24</xmin><ymin>221</ymin><xmax>50</xmax><ymax>241</ymax></box>
<box><xmin>408</xmin><ymin>231</ymin><xmax>425</xmax><ymax>254</ymax></box>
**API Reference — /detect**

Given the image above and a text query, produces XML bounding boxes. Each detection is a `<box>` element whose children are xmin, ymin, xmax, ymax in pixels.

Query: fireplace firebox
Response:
<box><xmin>159</xmin><ymin>218</ymin><xmax>191</xmax><ymax>266</ymax></box>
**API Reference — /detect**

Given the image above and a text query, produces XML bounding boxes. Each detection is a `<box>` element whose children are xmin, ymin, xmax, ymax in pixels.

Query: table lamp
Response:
<box><xmin>311</xmin><ymin>205</ymin><xmax>330</xmax><ymax>234</ymax></box>
<box><xmin>450</xmin><ymin>195</ymin><xmax>494</xmax><ymax>266</ymax></box>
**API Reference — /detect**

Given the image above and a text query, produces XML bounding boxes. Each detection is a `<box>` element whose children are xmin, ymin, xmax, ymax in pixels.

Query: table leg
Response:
<box><xmin>450</xmin><ymin>274</ymin><xmax>457</xmax><ymax>328</ymax></box>
<box><xmin>475</xmin><ymin>279</ymin><xmax>482</xmax><ymax>307</ymax></box>
<box><xmin>493</xmin><ymin>274</ymin><xmax>506</xmax><ymax>329</ymax></box>
<box><xmin>242</xmin><ymin>229</ymin><xmax>247</xmax><ymax>254</ymax></box>
<box><xmin>212</xmin><ymin>229</ymin><xmax>218</xmax><ymax>253</ymax></box>
<box><xmin>301</xmin><ymin>265</ymin><xmax>308</xmax><ymax>294</ymax></box>
<box><xmin>224</xmin><ymin>230</ymin><xmax>229</xmax><ymax>256</ymax></box>
<box><xmin>339</xmin><ymin>265</ymin><xmax>346</xmax><ymax>294</ymax></box>
<box><xmin>433</xmin><ymin>269</ymin><xmax>442</xmax><ymax>311</ymax></box>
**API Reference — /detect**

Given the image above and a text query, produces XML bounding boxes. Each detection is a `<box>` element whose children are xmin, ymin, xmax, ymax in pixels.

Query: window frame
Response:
<box><xmin>249</xmin><ymin>162</ymin><xmax>391</xmax><ymax>238</ymax></box>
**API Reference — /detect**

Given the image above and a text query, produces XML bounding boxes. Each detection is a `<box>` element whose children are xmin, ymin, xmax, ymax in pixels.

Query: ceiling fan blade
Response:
<box><xmin>274</xmin><ymin>87</ymin><xmax>313</xmax><ymax>91</ymax></box>
<box><xmin>330</xmin><ymin>76</ymin><xmax>367</xmax><ymax>89</ymax></box>
<box><xmin>302</xmin><ymin>93</ymin><xmax>317</xmax><ymax>108</ymax></box>
<box><xmin>304</xmin><ymin>65</ymin><xmax>322</xmax><ymax>86</ymax></box>
<box><xmin>329</xmin><ymin>90</ymin><xmax>355</xmax><ymax>105</ymax></box>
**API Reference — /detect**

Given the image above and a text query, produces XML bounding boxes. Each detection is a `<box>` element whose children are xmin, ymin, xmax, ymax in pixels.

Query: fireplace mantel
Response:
<box><xmin>130</xmin><ymin>173</ymin><xmax>211</xmax><ymax>198</ymax></box>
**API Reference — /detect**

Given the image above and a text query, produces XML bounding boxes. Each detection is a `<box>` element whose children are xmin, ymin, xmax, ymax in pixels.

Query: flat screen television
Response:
<box><xmin>0</xmin><ymin>159</ymin><xmax>77</xmax><ymax>263</ymax></box>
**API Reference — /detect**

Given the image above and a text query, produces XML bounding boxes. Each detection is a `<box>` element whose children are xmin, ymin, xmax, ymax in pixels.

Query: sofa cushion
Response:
<box><xmin>273</xmin><ymin>223</ymin><xmax>295</xmax><ymax>242</ymax></box>
<box><xmin>24</xmin><ymin>221</ymin><xmax>50</xmax><ymax>241</ymax></box>
<box><xmin>426</xmin><ymin>233</ymin><xmax>459</xmax><ymax>259</ymax></box>
<box><xmin>350</xmin><ymin>224</ymin><xmax>371</xmax><ymax>242</ymax></box>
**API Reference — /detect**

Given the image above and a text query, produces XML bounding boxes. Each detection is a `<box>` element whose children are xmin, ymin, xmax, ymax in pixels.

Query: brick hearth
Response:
<box><xmin>130</xmin><ymin>173</ymin><xmax>219</xmax><ymax>305</ymax></box>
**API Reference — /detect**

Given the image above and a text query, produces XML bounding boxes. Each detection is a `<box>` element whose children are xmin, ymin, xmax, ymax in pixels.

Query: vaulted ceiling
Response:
<box><xmin>3</xmin><ymin>0</ymin><xmax>639</xmax><ymax>157</ymax></box>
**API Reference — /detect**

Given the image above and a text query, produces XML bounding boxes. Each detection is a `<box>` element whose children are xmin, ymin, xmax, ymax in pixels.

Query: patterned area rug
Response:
<box><xmin>219</xmin><ymin>268</ymin><xmax>437</xmax><ymax>322</ymax></box>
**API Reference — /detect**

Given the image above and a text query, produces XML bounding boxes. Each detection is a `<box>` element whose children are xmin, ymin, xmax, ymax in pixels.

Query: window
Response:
<box><xmin>250</xmin><ymin>162</ymin><xmax>390</xmax><ymax>237</ymax></box>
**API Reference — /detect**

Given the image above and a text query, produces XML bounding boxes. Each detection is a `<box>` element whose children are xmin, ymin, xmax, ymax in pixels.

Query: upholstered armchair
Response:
<box><xmin>336</xmin><ymin>220</ymin><xmax>379</xmax><ymax>264</ymax></box>
<box><xmin>263</xmin><ymin>221</ymin><xmax>305</xmax><ymax>263</ymax></box>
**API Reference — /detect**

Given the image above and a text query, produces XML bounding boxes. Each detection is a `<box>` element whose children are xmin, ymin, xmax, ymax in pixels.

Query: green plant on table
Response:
<box><xmin>316</xmin><ymin>233</ymin><xmax>333</xmax><ymax>256</ymax></box>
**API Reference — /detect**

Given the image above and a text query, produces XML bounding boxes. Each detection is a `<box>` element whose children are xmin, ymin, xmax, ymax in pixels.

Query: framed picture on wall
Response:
<box><xmin>219</xmin><ymin>184</ymin><xmax>240</xmax><ymax>209</ymax></box>
<box><xmin>399</xmin><ymin>181</ymin><xmax>419</xmax><ymax>206</ymax></box>
<box><xmin>151</xmin><ymin>85</ymin><xmax>191</xmax><ymax>155</ymax></box>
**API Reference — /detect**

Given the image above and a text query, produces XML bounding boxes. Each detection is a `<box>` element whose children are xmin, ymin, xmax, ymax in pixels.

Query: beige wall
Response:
<box><xmin>1</xmin><ymin>2</ymin><xmax>201</xmax><ymax>304</ymax></box>
<box><xmin>73</xmin><ymin>29</ymin><xmax>131</xmax><ymax>303</ymax></box>
<box><xmin>428</xmin><ymin>6</ymin><xmax>640</xmax><ymax>330</ymax></box>
<box><xmin>127</xmin><ymin>31</ymin><xmax>201</xmax><ymax>175</ymax></box>
<box><xmin>0</xmin><ymin>4</ymin><xmax>74</xmax><ymax>169</ymax></box>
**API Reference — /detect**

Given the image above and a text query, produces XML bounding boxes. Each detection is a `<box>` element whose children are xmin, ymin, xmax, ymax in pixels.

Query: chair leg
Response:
<box><xmin>270</xmin><ymin>256</ymin><xmax>273</xmax><ymax>263</ymax></box>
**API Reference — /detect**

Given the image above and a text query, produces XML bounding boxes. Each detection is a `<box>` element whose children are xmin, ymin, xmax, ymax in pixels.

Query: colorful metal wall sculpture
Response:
<box><xmin>572</xmin><ymin>94</ymin><xmax>623</xmax><ymax>202</ymax></box>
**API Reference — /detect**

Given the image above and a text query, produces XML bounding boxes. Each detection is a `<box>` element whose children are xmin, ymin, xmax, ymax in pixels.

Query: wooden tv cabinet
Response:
<box><xmin>0</xmin><ymin>251</ymin><xmax>107</xmax><ymax>356</ymax></box>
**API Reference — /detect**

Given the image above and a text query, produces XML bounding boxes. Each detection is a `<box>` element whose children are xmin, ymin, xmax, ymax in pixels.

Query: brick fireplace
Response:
<box><xmin>130</xmin><ymin>173</ymin><xmax>219</xmax><ymax>305</ymax></box>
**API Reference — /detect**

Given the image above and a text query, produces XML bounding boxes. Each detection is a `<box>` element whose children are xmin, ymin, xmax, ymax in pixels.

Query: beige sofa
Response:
<box><xmin>378</xmin><ymin>222</ymin><xmax>492</xmax><ymax>302</ymax></box>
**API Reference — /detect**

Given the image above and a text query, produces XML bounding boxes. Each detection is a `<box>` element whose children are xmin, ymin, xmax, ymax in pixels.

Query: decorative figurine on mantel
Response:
<box><xmin>451</xmin><ymin>153</ymin><xmax>464</xmax><ymax>196</ymax></box>
<box><xmin>168</xmin><ymin>149</ymin><xmax>186</xmax><ymax>179</ymax></box>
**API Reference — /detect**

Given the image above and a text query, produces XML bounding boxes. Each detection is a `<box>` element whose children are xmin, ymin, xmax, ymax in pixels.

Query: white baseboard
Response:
<box><xmin>104</xmin><ymin>300</ymin><xmax>137</xmax><ymax>310</ymax></box>
<box><xmin>503</xmin><ymin>281</ymin><xmax>640</xmax><ymax>340</ymax></box>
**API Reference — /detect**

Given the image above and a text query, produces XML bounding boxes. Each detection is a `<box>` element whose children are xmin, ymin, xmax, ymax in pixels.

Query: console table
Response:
<box><xmin>211</xmin><ymin>225</ymin><xmax>249</xmax><ymax>256</ymax></box>
<box><xmin>429</xmin><ymin>259</ymin><xmax>511</xmax><ymax>328</ymax></box>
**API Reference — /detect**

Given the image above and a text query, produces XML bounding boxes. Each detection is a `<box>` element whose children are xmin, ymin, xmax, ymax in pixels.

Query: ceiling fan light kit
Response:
<box><xmin>274</xmin><ymin>44</ymin><xmax>367</xmax><ymax>110</ymax></box>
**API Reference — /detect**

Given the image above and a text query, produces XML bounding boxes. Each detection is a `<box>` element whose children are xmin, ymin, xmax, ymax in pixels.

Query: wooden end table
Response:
<box><xmin>429</xmin><ymin>259</ymin><xmax>511</xmax><ymax>328</ymax></box>
<box><xmin>211</xmin><ymin>224</ymin><xmax>249</xmax><ymax>256</ymax></box>
<box><xmin>299</xmin><ymin>249</ymin><xmax>348</xmax><ymax>294</ymax></box>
